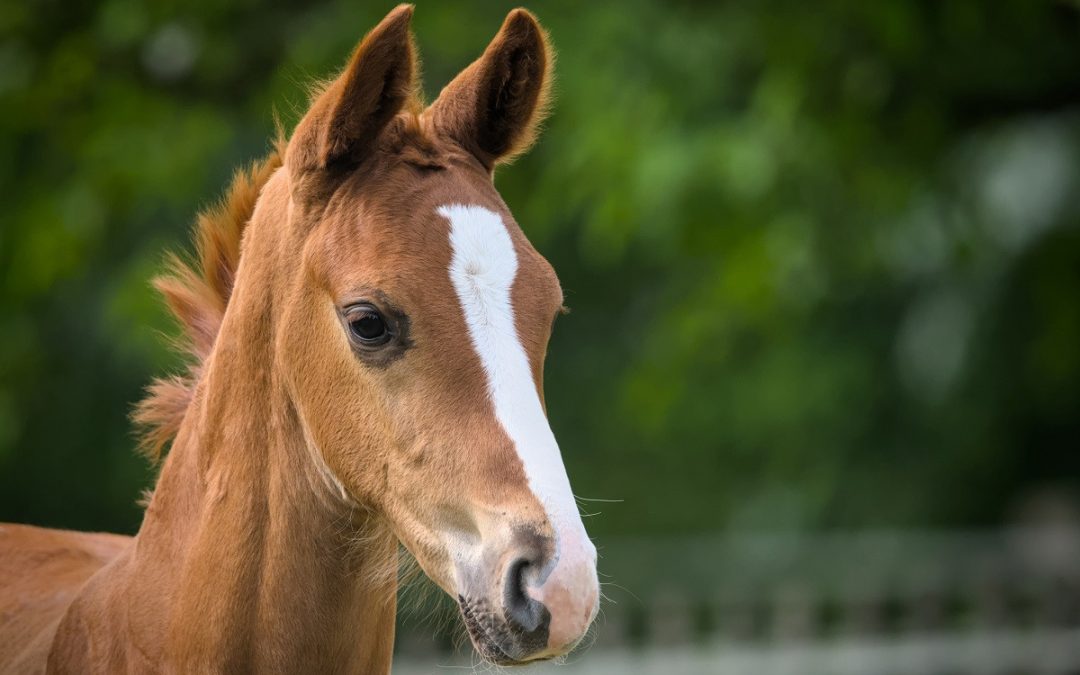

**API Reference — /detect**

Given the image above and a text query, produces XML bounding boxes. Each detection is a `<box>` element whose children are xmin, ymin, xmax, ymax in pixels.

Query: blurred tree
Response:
<box><xmin>1</xmin><ymin>0</ymin><xmax>1078</xmax><ymax>536</ymax></box>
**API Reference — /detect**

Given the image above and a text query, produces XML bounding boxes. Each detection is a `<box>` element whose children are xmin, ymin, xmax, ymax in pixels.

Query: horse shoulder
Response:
<box><xmin>0</xmin><ymin>523</ymin><xmax>131</xmax><ymax>673</ymax></box>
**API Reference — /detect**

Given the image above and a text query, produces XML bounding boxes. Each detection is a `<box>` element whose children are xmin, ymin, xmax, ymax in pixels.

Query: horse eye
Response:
<box><xmin>346</xmin><ymin>305</ymin><xmax>390</xmax><ymax>346</ymax></box>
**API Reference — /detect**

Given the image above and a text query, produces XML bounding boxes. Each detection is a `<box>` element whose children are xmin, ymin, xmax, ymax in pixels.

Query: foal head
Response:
<box><xmin>271</xmin><ymin>6</ymin><xmax>596</xmax><ymax>664</ymax></box>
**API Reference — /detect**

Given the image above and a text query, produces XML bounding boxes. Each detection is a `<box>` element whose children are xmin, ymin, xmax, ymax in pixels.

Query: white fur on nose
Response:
<box><xmin>440</xmin><ymin>204</ymin><xmax>598</xmax><ymax>649</ymax></box>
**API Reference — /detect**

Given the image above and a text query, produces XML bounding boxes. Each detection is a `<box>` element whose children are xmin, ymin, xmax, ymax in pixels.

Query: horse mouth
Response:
<box><xmin>458</xmin><ymin>595</ymin><xmax>552</xmax><ymax>666</ymax></box>
<box><xmin>458</xmin><ymin>595</ymin><xmax>516</xmax><ymax>665</ymax></box>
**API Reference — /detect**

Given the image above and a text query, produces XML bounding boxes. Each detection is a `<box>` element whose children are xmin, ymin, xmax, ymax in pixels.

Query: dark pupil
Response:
<box><xmin>351</xmin><ymin>312</ymin><xmax>386</xmax><ymax>341</ymax></box>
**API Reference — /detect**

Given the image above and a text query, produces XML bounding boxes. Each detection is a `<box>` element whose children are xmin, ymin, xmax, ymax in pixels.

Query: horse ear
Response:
<box><xmin>428</xmin><ymin>9</ymin><xmax>552</xmax><ymax>171</ymax></box>
<box><xmin>290</xmin><ymin>4</ymin><xmax>418</xmax><ymax>172</ymax></box>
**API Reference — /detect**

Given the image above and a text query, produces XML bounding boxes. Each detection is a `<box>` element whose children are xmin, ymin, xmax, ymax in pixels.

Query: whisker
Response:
<box><xmin>598</xmin><ymin>580</ymin><xmax>643</xmax><ymax>606</ymax></box>
<box><xmin>573</xmin><ymin>495</ymin><xmax>625</xmax><ymax>503</ymax></box>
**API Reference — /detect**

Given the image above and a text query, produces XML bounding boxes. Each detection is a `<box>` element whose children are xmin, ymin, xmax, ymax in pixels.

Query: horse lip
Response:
<box><xmin>471</xmin><ymin>634</ymin><xmax>518</xmax><ymax>666</ymax></box>
<box><xmin>457</xmin><ymin>595</ymin><xmax>541</xmax><ymax>666</ymax></box>
<box><xmin>460</xmin><ymin>614</ymin><xmax>514</xmax><ymax>664</ymax></box>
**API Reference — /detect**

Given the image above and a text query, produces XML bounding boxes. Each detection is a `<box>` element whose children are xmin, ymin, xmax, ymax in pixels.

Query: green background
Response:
<box><xmin>2</xmin><ymin>0</ymin><xmax>1079</xmax><ymax>539</ymax></box>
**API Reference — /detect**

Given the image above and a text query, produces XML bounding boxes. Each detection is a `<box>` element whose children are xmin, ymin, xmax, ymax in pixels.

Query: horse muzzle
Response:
<box><xmin>454</xmin><ymin>524</ymin><xmax>599</xmax><ymax>664</ymax></box>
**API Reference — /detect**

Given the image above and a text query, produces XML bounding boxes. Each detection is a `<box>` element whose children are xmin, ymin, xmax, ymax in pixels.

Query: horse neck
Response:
<box><xmin>128</xmin><ymin>204</ymin><xmax>398</xmax><ymax>672</ymax></box>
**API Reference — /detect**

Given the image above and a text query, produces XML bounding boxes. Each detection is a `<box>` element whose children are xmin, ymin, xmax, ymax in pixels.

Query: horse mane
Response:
<box><xmin>133</xmin><ymin>138</ymin><xmax>285</xmax><ymax>463</ymax></box>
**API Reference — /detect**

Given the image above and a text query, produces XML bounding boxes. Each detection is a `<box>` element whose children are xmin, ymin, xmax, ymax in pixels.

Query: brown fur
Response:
<box><xmin>0</xmin><ymin>6</ymin><xmax>577</xmax><ymax>673</ymax></box>
<box><xmin>0</xmin><ymin>525</ymin><xmax>130</xmax><ymax>674</ymax></box>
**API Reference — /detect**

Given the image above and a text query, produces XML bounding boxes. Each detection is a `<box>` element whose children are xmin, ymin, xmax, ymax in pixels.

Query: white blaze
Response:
<box><xmin>440</xmin><ymin>204</ymin><xmax>591</xmax><ymax>546</ymax></box>
<box><xmin>441</xmin><ymin>203</ymin><xmax>598</xmax><ymax>651</ymax></box>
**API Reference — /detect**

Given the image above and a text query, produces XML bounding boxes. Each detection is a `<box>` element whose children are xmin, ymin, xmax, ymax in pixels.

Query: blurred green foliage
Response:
<box><xmin>1</xmin><ymin>0</ymin><xmax>1079</xmax><ymax>537</ymax></box>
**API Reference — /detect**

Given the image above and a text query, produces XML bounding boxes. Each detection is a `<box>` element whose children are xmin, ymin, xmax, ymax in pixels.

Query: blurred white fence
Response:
<box><xmin>393</xmin><ymin>527</ymin><xmax>1080</xmax><ymax>674</ymax></box>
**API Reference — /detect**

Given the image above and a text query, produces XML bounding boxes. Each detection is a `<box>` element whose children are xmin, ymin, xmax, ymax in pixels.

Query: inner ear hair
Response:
<box><xmin>480</xmin><ymin>41</ymin><xmax>542</xmax><ymax>159</ymax></box>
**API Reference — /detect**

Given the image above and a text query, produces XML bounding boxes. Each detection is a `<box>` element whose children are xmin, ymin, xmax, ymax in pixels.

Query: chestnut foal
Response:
<box><xmin>0</xmin><ymin>6</ymin><xmax>598</xmax><ymax>672</ymax></box>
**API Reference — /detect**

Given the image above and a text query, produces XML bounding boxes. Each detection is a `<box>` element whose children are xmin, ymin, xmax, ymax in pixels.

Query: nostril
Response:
<box><xmin>505</xmin><ymin>557</ymin><xmax>529</xmax><ymax>606</ymax></box>
<box><xmin>502</xmin><ymin>556</ymin><xmax>547</xmax><ymax>634</ymax></box>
